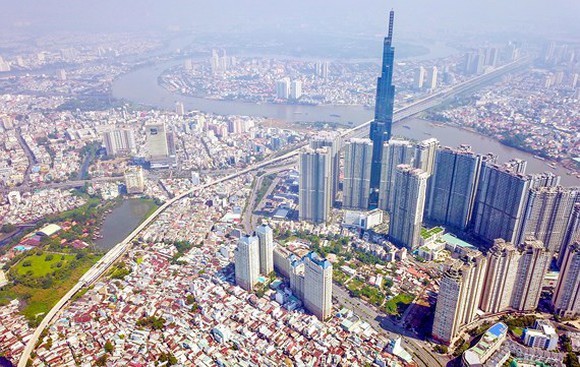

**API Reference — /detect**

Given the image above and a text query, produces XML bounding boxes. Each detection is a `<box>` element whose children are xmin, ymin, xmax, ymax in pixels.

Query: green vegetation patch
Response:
<box><xmin>420</xmin><ymin>226</ymin><xmax>444</xmax><ymax>240</ymax></box>
<box><xmin>0</xmin><ymin>253</ymin><xmax>100</xmax><ymax>325</ymax></box>
<box><xmin>383</xmin><ymin>293</ymin><xmax>414</xmax><ymax>316</ymax></box>
<box><xmin>16</xmin><ymin>253</ymin><xmax>75</xmax><ymax>278</ymax></box>
<box><xmin>255</xmin><ymin>174</ymin><xmax>276</xmax><ymax>205</ymax></box>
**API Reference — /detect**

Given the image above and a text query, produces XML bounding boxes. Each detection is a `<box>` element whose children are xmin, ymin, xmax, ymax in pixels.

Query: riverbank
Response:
<box><xmin>110</xmin><ymin>43</ymin><xmax>578</xmax><ymax>186</ymax></box>
<box><xmin>0</xmin><ymin>197</ymin><xmax>158</xmax><ymax>325</ymax></box>
<box><xmin>95</xmin><ymin>198</ymin><xmax>159</xmax><ymax>250</ymax></box>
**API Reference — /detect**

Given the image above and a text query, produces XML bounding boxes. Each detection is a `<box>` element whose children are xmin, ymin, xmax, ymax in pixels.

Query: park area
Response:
<box><xmin>0</xmin><ymin>251</ymin><xmax>99</xmax><ymax>324</ymax></box>
<box><xmin>16</xmin><ymin>252</ymin><xmax>75</xmax><ymax>277</ymax></box>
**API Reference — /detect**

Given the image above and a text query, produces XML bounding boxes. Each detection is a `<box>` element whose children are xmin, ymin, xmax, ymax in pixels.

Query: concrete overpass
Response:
<box><xmin>18</xmin><ymin>56</ymin><xmax>531</xmax><ymax>367</ymax></box>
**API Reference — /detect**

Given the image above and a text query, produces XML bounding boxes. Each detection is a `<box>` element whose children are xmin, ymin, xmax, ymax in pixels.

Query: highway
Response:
<box><xmin>17</xmin><ymin>146</ymin><xmax>305</xmax><ymax>367</ymax></box>
<box><xmin>18</xmin><ymin>57</ymin><xmax>530</xmax><ymax>366</ymax></box>
<box><xmin>333</xmin><ymin>284</ymin><xmax>447</xmax><ymax>367</ymax></box>
<box><xmin>1</xmin><ymin>176</ymin><xmax>121</xmax><ymax>195</ymax></box>
<box><xmin>14</xmin><ymin>128</ymin><xmax>37</xmax><ymax>188</ymax></box>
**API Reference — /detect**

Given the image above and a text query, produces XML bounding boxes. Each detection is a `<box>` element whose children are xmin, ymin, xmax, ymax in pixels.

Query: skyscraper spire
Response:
<box><xmin>368</xmin><ymin>9</ymin><xmax>396</xmax><ymax>207</ymax></box>
<box><xmin>388</xmin><ymin>10</ymin><xmax>395</xmax><ymax>41</ymax></box>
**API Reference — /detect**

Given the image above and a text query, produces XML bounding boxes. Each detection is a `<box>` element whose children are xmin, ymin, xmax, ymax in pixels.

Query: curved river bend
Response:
<box><xmin>111</xmin><ymin>54</ymin><xmax>578</xmax><ymax>186</ymax></box>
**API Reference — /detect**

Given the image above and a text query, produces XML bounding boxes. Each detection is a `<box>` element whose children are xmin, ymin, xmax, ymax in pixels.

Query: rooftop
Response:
<box><xmin>463</xmin><ymin>322</ymin><xmax>508</xmax><ymax>366</ymax></box>
<box><xmin>441</xmin><ymin>233</ymin><xmax>477</xmax><ymax>249</ymax></box>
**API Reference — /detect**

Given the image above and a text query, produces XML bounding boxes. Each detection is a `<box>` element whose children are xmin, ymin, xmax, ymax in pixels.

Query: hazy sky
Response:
<box><xmin>2</xmin><ymin>0</ymin><xmax>579</xmax><ymax>40</ymax></box>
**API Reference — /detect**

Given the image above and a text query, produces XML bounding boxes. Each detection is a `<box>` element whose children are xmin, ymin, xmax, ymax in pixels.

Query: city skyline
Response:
<box><xmin>0</xmin><ymin>3</ymin><xmax>579</xmax><ymax>367</ymax></box>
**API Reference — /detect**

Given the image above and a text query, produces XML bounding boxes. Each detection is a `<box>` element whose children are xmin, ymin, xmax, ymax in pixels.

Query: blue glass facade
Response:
<box><xmin>369</xmin><ymin>11</ymin><xmax>396</xmax><ymax>199</ymax></box>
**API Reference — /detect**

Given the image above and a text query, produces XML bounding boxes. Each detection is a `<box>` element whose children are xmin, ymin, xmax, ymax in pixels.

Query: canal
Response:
<box><xmin>95</xmin><ymin>198</ymin><xmax>158</xmax><ymax>251</ymax></box>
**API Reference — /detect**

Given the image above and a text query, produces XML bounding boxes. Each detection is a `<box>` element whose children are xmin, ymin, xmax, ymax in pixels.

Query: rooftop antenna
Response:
<box><xmin>388</xmin><ymin>9</ymin><xmax>395</xmax><ymax>40</ymax></box>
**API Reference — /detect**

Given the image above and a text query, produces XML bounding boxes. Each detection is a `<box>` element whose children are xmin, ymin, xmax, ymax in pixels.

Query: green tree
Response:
<box><xmin>564</xmin><ymin>352</ymin><xmax>580</xmax><ymax>367</ymax></box>
<box><xmin>104</xmin><ymin>340</ymin><xmax>114</xmax><ymax>354</ymax></box>
<box><xmin>1</xmin><ymin>223</ymin><xmax>16</xmax><ymax>233</ymax></box>
<box><xmin>95</xmin><ymin>355</ymin><xmax>108</xmax><ymax>366</ymax></box>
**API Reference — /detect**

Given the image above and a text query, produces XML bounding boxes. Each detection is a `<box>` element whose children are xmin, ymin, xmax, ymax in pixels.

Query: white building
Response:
<box><xmin>522</xmin><ymin>320</ymin><xmax>559</xmax><ymax>351</ymax></box>
<box><xmin>389</xmin><ymin>165</ymin><xmax>429</xmax><ymax>249</ymax></box>
<box><xmin>304</xmin><ymin>252</ymin><xmax>333</xmax><ymax>321</ymax></box>
<box><xmin>125</xmin><ymin>166</ymin><xmax>145</xmax><ymax>194</ymax></box>
<box><xmin>256</xmin><ymin>224</ymin><xmax>274</xmax><ymax>275</ymax></box>
<box><xmin>299</xmin><ymin>146</ymin><xmax>332</xmax><ymax>224</ymax></box>
<box><xmin>415</xmin><ymin>66</ymin><xmax>425</xmax><ymax>89</ymax></box>
<box><xmin>276</xmin><ymin>78</ymin><xmax>290</xmax><ymax>99</ymax></box>
<box><xmin>234</xmin><ymin>235</ymin><xmax>260</xmax><ymax>291</ymax></box>
<box><xmin>343</xmin><ymin>138</ymin><xmax>373</xmax><ymax>210</ymax></box>
<box><xmin>102</xmin><ymin>128</ymin><xmax>136</xmax><ymax>156</ymax></box>
<box><xmin>378</xmin><ymin>139</ymin><xmax>414</xmax><ymax>212</ymax></box>
<box><xmin>432</xmin><ymin>250</ymin><xmax>487</xmax><ymax>345</ymax></box>
<box><xmin>553</xmin><ymin>240</ymin><xmax>580</xmax><ymax>317</ymax></box>
<box><xmin>7</xmin><ymin>191</ymin><xmax>21</xmax><ymax>206</ymax></box>
<box><xmin>427</xmin><ymin>66</ymin><xmax>438</xmax><ymax>90</ymax></box>
<box><xmin>290</xmin><ymin>80</ymin><xmax>303</xmax><ymax>100</ymax></box>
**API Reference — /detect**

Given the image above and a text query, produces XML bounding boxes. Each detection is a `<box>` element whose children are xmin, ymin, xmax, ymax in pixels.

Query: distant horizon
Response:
<box><xmin>1</xmin><ymin>0</ymin><xmax>578</xmax><ymax>42</ymax></box>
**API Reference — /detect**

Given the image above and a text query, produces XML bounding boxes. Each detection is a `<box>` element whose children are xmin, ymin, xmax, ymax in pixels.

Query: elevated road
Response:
<box><xmin>18</xmin><ymin>57</ymin><xmax>531</xmax><ymax>367</ymax></box>
<box><xmin>1</xmin><ymin>176</ymin><xmax>122</xmax><ymax>195</ymax></box>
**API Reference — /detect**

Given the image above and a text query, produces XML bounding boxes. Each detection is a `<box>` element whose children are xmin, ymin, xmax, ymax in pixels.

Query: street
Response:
<box><xmin>333</xmin><ymin>284</ymin><xmax>448</xmax><ymax>367</ymax></box>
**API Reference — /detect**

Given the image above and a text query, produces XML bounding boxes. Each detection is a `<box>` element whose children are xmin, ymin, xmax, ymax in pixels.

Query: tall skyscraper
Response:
<box><xmin>314</xmin><ymin>61</ymin><xmax>329</xmax><ymax>78</ymax></box>
<box><xmin>559</xmin><ymin>204</ymin><xmax>580</xmax><ymax>268</ymax></box>
<box><xmin>432</xmin><ymin>250</ymin><xmax>487</xmax><ymax>345</ymax></box>
<box><xmin>124</xmin><ymin>166</ymin><xmax>145</xmax><ymax>194</ymax></box>
<box><xmin>388</xmin><ymin>165</ymin><xmax>429</xmax><ymax>249</ymax></box>
<box><xmin>343</xmin><ymin>138</ymin><xmax>373</xmax><ymax>210</ymax></box>
<box><xmin>102</xmin><ymin>129</ymin><xmax>136</xmax><ymax>156</ymax></box>
<box><xmin>290</xmin><ymin>257</ymin><xmax>305</xmax><ymax>300</ymax></box>
<box><xmin>146</xmin><ymin>123</ymin><xmax>169</xmax><ymax>158</ymax></box>
<box><xmin>369</xmin><ymin>10</ymin><xmax>396</xmax><ymax>195</ymax></box>
<box><xmin>256</xmin><ymin>224</ymin><xmax>274</xmax><ymax>275</ymax></box>
<box><xmin>290</xmin><ymin>80</ymin><xmax>303</xmax><ymax>100</ymax></box>
<box><xmin>511</xmin><ymin>237</ymin><xmax>550</xmax><ymax>312</ymax></box>
<box><xmin>234</xmin><ymin>235</ymin><xmax>260</xmax><ymax>292</ymax></box>
<box><xmin>519</xmin><ymin>186</ymin><xmax>579</xmax><ymax>252</ymax></box>
<box><xmin>377</xmin><ymin>139</ymin><xmax>414</xmax><ymax>212</ymax></box>
<box><xmin>276</xmin><ymin>78</ymin><xmax>290</xmax><ymax>99</ymax></box>
<box><xmin>531</xmin><ymin>171</ymin><xmax>561</xmax><ymax>188</ymax></box>
<box><xmin>471</xmin><ymin>163</ymin><xmax>532</xmax><ymax>244</ymax></box>
<box><xmin>175</xmin><ymin>101</ymin><xmax>185</xmax><ymax>116</ymax></box>
<box><xmin>415</xmin><ymin>66</ymin><xmax>425</xmax><ymax>89</ymax></box>
<box><xmin>553</xmin><ymin>240</ymin><xmax>580</xmax><ymax>317</ymax></box>
<box><xmin>426</xmin><ymin>66</ymin><xmax>438</xmax><ymax>90</ymax></box>
<box><xmin>299</xmin><ymin>146</ymin><xmax>332</xmax><ymax>224</ymax></box>
<box><xmin>480</xmin><ymin>239</ymin><xmax>520</xmax><ymax>314</ymax></box>
<box><xmin>427</xmin><ymin>146</ymin><xmax>483</xmax><ymax>231</ymax></box>
<box><xmin>146</xmin><ymin>123</ymin><xmax>176</xmax><ymax>169</ymax></box>
<box><xmin>414</xmin><ymin>138</ymin><xmax>439</xmax><ymax>176</ymax></box>
<box><xmin>303</xmin><ymin>252</ymin><xmax>333</xmax><ymax>321</ymax></box>
<box><xmin>310</xmin><ymin>133</ymin><xmax>342</xmax><ymax>204</ymax></box>
<box><xmin>504</xmin><ymin>158</ymin><xmax>527</xmax><ymax>174</ymax></box>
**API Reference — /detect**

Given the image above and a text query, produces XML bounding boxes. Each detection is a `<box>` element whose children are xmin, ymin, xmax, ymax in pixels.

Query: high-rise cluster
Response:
<box><xmin>433</xmin><ymin>237</ymin><xmax>551</xmax><ymax>345</ymax></box>
<box><xmin>234</xmin><ymin>224</ymin><xmax>274</xmax><ymax>292</ymax></box>
<box><xmin>293</xmin><ymin>8</ymin><xmax>580</xmax><ymax>337</ymax></box>
<box><xmin>102</xmin><ymin>128</ymin><xmax>136</xmax><ymax>157</ymax></box>
<box><xmin>235</xmin><ymin>224</ymin><xmax>333</xmax><ymax>320</ymax></box>
<box><xmin>298</xmin><ymin>132</ymin><xmax>342</xmax><ymax>224</ymax></box>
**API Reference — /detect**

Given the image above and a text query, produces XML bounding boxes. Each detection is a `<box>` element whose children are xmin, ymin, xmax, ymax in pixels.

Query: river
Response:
<box><xmin>393</xmin><ymin>118</ymin><xmax>578</xmax><ymax>185</ymax></box>
<box><xmin>111</xmin><ymin>40</ymin><xmax>457</xmax><ymax>125</ymax></box>
<box><xmin>0</xmin><ymin>357</ymin><xmax>13</xmax><ymax>367</ymax></box>
<box><xmin>95</xmin><ymin>198</ymin><xmax>157</xmax><ymax>250</ymax></box>
<box><xmin>111</xmin><ymin>43</ymin><xmax>579</xmax><ymax>186</ymax></box>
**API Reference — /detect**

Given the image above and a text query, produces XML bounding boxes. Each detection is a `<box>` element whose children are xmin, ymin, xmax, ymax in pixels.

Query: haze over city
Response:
<box><xmin>0</xmin><ymin>1</ymin><xmax>579</xmax><ymax>367</ymax></box>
